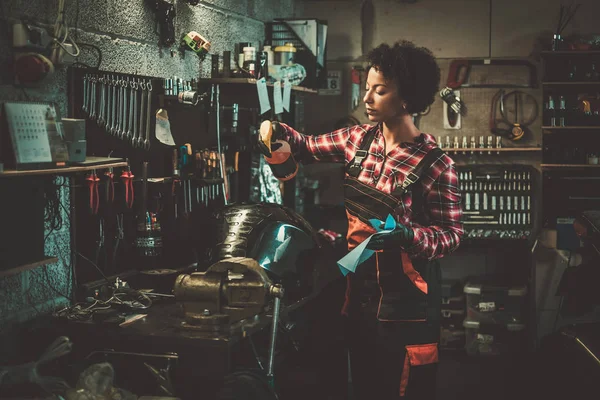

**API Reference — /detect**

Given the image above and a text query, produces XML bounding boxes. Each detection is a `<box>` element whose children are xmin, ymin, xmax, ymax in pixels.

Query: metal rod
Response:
<box><xmin>214</xmin><ymin>84</ymin><xmax>227</xmax><ymax>205</ymax></box>
<box><xmin>267</xmin><ymin>295</ymin><xmax>281</xmax><ymax>386</ymax></box>
<box><xmin>69</xmin><ymin>176</ymin><xmax>78</xmax><ymax>301</ymax></box>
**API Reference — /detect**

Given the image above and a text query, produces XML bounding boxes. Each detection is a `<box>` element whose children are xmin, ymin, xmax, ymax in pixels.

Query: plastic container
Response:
<box><xmin>441</xmin><ymin>308</ymin><xmax>465</xmax><ymax>329</ymax></box>
<box><xmin>441</xmin><ymin>294</ymin><xmax>465</xmax><ymax>311</ymax></box>
<box><xmin>463</xmin><ymin>318</ymin><xmax>526</xmax><ymax>356</ymax></box>
<box><xmin>464</xmin><ymin>278</ymin><xmax>527</xmax><ymax>324</ymax></box>
<box><xmin>440</xmin><ymin>327</ymin><xmax>466</xmax><ymax>350</ymax></box>
<box><xmin>441</xmin><ymin>279</ymin><xmax>463</xmax><ymax>298</ymax></box>
<box><xmin>273</xmin><ymin>42</ymin><xmax>296</xmax><ymax>65</ymax></box>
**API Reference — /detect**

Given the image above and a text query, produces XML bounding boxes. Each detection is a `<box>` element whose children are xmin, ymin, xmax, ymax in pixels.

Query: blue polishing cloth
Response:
<box><xmin>337</xmin><ymin>214</ymin><xmax>397</xmax><ymax>276</ymax></box>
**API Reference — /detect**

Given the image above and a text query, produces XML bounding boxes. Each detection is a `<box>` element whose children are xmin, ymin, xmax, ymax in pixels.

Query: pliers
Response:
<box><xmin>104</xmin><ymin>168</ymin><xmax>115</xmax><ymax>204</ymax></box>
<box><xmin>120</xmin><ymin>165</ymin><xmax>135</xmax><ymax>209</ymax></box>
<box><xmin>85</xmin><ymin>170</ymin><xmax>100</xmax><ymax>215</ymax></box>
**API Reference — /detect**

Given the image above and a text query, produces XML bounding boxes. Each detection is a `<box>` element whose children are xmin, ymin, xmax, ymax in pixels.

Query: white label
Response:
<box><xmin>256</xmin><ymin>77</ymin><xmax>271</xmax><ymax>115</ymax></box>
<box><xmin>282</xmin><ymin>78</ymin><xmax>292</xmax><ymax>112</ymax></box>
<box><xmin>273</xmin><ymin>81</ymin><xmax>284</xmax><ymax>115</ymax></box>
<box><xmin>478</xmin><ymin>302</ymin><xmax>496</xmax><ymax>312</ymax></box>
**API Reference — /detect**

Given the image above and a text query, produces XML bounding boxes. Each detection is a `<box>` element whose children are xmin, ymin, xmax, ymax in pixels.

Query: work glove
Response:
<box><xmin>366</xmin><ymin>223</ymin><xmax>414</xmax><ymax>251</ymax></box>
<box><xmin>256</xmin><ymin>120</ymin><xmax>283</xmax><ymax>158</ymax></box>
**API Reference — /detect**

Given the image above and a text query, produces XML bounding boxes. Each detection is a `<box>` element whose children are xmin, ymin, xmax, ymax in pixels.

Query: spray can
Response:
<box><xmin>259</xmin><ymin>120</ymin><xmax>298</xmax><ymax>181</ymax></box>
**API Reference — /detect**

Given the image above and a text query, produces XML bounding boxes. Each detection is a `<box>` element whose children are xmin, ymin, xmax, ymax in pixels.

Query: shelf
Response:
<box><xmin>198</xmin><ymin>78</ymin><xmax>319</xmax><ymax>93</ymax></box>
<box><xmin>542</xmin><ymin>126</ymin><xmax>600</xmax><ymax>131</ymax></box>
<box><xmin>443</xmin><ymin>148</ymin><xmax>542</xmax><ymax>153</ymax></box>
<box><xmin>542</xmin><ymin>81</ymin><xmax>600</xmax><ymax>85</ymax></box>
<box><xmin>0</xmin><ymin>157</ymin><xmax>128</xmax><ymax>177</ymax></box>
<box><xmin>0</xmin><ymin>256</ymin><xmax>59</xmax><ymax>278</ymax></box>
<box><xmin>541</xmin><ymin>50</ymin><xmax>600</xmax><ymax>56</ymax></box>
<box><xmin>541</xmin><ymin>164</ymin><xmax>600</xmax><ymax>169</ymax></box>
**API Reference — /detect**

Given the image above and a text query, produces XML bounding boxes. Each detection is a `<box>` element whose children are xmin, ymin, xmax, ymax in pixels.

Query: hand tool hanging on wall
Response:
<box><xmin>120</xmin><ymin>163</ymin><xmax>135</xmax><ymax>209</ymax></box>
<box><xmin>489</xmin><ymin>89</ymin><xmax>538</xmax><ymax>141</ymax></box>
<box><xmin>85</xmin><ymin>169</ymin><xmax>100</xmax><ymax>215</ymax></box>
<box><xmin>143</xmin><ymin>79</ymin><xmax>153</xmax><ymax>150</ymax></box>
<box><xmin>211</xmin><ymin>84</ymin><xmax>228</xmax><ymax>205</ymax></box>
<box><xmin>148</xmin><ymin>0</ymin><xmax>176</xmax><ymax>46</ymax></box>
<box><xmin>81</xmin><ymin>72</ymin><xmax>154</xmax><ymax>150</ymax></box>
<box><xmin>135</xmin><ymin>161</ymin><xmax>163</xmax><ymax>259</ymax></box>
<box><xmin>178</xmin><ymin>144</ymin><xmax>192</xmax><ymax>216</ymax></box>
<box><xmin>439</xmin><ymin>86</ymin><xmax>465</xmax><ymax>115</ymax></box>
<box><xmin>446</xmin><ymin>59</ymin><xmax>538</xmax><ymax>89</ymax></box>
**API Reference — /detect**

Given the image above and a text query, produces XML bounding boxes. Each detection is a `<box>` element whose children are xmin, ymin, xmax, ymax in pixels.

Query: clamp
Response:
<box><xmin>120</xmin><ymin>165</ymin><xmax>135</xmax><ymax>209</ymax></box>
<box><xmin>85</xmin><ymin>170</ymin><xmax>100</xmax><ymax>215</ymax></box>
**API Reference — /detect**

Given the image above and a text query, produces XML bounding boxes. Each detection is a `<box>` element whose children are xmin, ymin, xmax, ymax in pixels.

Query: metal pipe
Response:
<box><xmin>267</xmin><ymin>289</ymin><xmax>283</xmax><ymax>387</ymax></box>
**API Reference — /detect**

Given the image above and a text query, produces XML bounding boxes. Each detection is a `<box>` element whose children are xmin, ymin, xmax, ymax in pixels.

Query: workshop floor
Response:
<box><xmin>435</xmin><ymin>350</ymin><xmax>532</xmax><ymax>400</ymax></box>
<box><xmin>342</xmin><ymin>350</ymin><xmax>536</xmax><ymax>400</ymax></box>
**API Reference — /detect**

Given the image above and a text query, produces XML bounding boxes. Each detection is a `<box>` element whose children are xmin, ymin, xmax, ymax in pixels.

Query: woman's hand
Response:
<box><xmin>256</xmin><ymin>120</ymin><xmax>283</xmax><ymax>157</ymax></box>
<box><xmin>366</xmin><ymin>223</ymin><xmax>414</xmax><ymax>250</ymax></box>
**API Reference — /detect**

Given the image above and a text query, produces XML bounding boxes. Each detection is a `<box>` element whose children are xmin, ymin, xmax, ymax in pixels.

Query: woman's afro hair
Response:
<box><xmin>366</xmin><ymin>40</ymin><xmax>440</xmax><ymax>115</ymax></box>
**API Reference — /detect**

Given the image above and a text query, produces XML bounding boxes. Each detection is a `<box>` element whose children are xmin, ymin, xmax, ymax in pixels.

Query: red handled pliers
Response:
<box><xmin>85</xmin><ymin>170</ymin><xmax>100</xmax><ymax>215</ymax></box>
<box><xmin>120</xmin><ymin>167</ymin><xmax>135</xmax><ymax>209</ymax></box>
<box><xmin>104</xmin><ymin>168</ymin><xmax>115</xmax><ymax>204</ymax></box>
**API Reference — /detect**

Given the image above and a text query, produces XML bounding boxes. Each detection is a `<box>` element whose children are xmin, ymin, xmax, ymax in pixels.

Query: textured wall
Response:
<box><xmin>0</xmin><ymin>0</ymin><xmax>297</xmax><ymax>331</ymax></box>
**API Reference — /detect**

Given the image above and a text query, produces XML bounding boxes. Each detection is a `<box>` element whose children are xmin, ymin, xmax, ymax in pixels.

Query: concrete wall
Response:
<box><xmin>0</xmin><ymin>0</ymin><xmax>298</xmax><ymax>332</ymax></box>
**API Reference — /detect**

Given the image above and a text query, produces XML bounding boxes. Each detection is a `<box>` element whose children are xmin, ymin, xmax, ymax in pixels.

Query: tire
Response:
<box><xmin>215</xmin><ymin>370</ymin><xmax>279</xmax><ymax>400</ymax></box>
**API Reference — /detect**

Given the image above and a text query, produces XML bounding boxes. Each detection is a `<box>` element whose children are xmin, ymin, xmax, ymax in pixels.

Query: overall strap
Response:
<box><xmin>395</xmin><ymin>147</ymin><xmax>444</xmax><ymax>195</ymax></box>
<box><xmin>346</xmin><ymin>126</ymin><xmax>378</xmax><ymax>178</ymax></box>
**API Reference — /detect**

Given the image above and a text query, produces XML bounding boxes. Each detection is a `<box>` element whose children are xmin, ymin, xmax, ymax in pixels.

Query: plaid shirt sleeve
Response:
<box><xmin>404</xmin><ymin>164</ymin><xmax>463</xmax><ymax>260</ymax></box>
<box><xmin>278</xmin><ymin>122</ymin><xmax>348</xmax><ymax>163</ymax></box>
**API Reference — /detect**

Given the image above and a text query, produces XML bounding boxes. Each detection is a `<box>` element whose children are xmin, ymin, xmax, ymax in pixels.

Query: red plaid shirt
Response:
<box><xmin>279</xmin><ymin>122</ymin><xmax>463</xmax><ymax>260</ymax></box>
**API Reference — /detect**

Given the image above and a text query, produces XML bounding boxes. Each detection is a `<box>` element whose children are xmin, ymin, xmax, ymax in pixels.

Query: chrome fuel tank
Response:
<box><xmin>210</xmin><ymin>203</ymin><xmax>321</xmax><ymax>300</ymax></box>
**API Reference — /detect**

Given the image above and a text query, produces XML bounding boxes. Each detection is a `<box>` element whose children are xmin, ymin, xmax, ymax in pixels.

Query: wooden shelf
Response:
<box><xmin>0</xmin><ymin>157</ymin><xmax>128</xmax><ymax>177</ymax></box>
<box><xmin>0</xmin><ymin>256</ymin><xmax>58</xmax><ymax>278</ymax></box>
<box><xmin>542</xmin><ymin>81</ymin><xmax>600</xmax><ymax>85</ymax></box>
<box><xmin>443</xmin><ymin>148</ymin><xmax>542</xmax><ymax>152</ymax></box>
<box><xmin>541</xmin><ymin>50</ymin><xmax>600</xmax><ymax>56</ymax></box>
<box><xmin>541</xmin><ymin>164</ymin><xmax>600</xmax><ymax>169</ymax></box>
<box><xmin>542</xmin><ymin>126</ymin><xmax>600</xmax><ymax>131</ymax></box>
<box><xmin>198</xmin><ymin>78</ymin><xmax>319</xmax><ymax>93</ymax></box>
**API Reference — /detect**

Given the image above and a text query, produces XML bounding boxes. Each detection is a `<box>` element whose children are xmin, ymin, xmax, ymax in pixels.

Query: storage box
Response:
<box><xmin>441</xmin><ymin>279</ymin><xmax>463</xmax><ymax>298</ymax></box>
<box><xmin>441</xmin><ymin>294</ymin><xmax>465</xmax><ymax>311</ymax></box>
<box><xmin>463</xmin><ymin>318</ymin><xmax>526</xmax><ymax>356</ymax></box>
<box><xmin>464</xmin><ymin>278</ymin><xmax>527</xmax><ymax>324</ymax></box>
<box><xmin>440</xmin><ymin>327</ymin><xmax>466</xmax><ymax>350</ymax></box>
<box><xmin>441</xmin><ymin>308</ymin><xmax>465</xmax><ymax>329</ymax></box>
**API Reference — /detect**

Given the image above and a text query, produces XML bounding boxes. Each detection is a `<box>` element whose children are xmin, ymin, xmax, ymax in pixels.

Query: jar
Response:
<box><xmin>273</xmin><ymin>42</ymin><xmax>297</xmax><ymax>65</ymax></box>
<box><xmin>242</xmin><ymin>46</ymin><xmax>257</xmax><ymax>76</ymax></box>
<box><xmin>588</xmin><ymin>153</ymin><xmax>599</xmax><ymax>165</ymax></box>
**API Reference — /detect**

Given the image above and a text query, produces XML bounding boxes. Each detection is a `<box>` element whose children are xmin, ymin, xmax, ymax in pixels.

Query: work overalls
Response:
<box><xmin>342</xmin><ymin>127</ymin><xmax>442</xmax><ymax>400</ymax></box>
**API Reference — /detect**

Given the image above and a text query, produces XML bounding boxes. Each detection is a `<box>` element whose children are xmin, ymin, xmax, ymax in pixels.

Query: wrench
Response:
<box><xmin>117</xmin><ymin>78</ymin><xmax>128</xmax><ymax>139</ymax></box>
<box><xmin>143</xmin><ymin>80</ymin><xmax>152</xmax><ymax>150</ymax></box>
<box><xmin>110</xmin><ymin>75</ymin><xmax>119</xmax><ymax>135</ymax></box>
<box><xmin>126</xmin><ymin>78</ymin><xmax>135</xmax><ymax>140</ymax></box>
<box><xmin>115</xmin><ymin>77</ymin><xmax>123</xmax><ymax>138</ymax></box>
<box><xmin>106</xmin><ymin>75</ymin><xmax>114</xmax><ymax>135</ymax></box>
<box><xmin>89</xmin><ymin>76</ymin><xmax>97</xmax><ymax>121</ymax></box>
<box><xmin>121</xmin><ymin>77</ymin><xmax>130</xmax><ymax>139</ymax></box>
<box><xmin>82</xmin><ymin>74</ymin><xmax>89</xmax><ymax>114</ymax></box>
<box><xmin>137</xmin><ymin>79</ymin><xmax>147</xmax><ymax>148</ymax></box>
<box><xmin>97</xmin><ymin>75</ymin><xmax>106</xmax><ymax>128</ymax></box>
<box><xmin>130</xmin><ymin>79</ymin><xmax>139</xmax><ymax>147</ymax></box>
